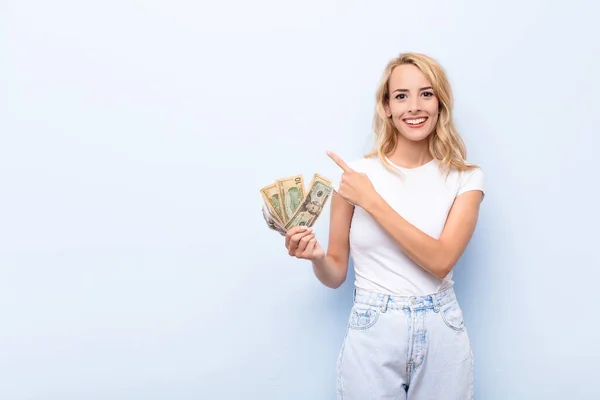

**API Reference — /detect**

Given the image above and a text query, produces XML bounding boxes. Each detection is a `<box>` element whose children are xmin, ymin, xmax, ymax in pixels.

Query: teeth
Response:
<box><xmin>405</xmin><ymin>118</ymin><xmax>426</xmax><ymax>125</ymax></box>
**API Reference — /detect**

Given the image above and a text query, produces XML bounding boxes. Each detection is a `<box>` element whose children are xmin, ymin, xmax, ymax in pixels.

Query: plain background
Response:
<box><xmin>1</xmin><ymin>0</ymin><xmax>599</xmax><ymax>399</ymax></box>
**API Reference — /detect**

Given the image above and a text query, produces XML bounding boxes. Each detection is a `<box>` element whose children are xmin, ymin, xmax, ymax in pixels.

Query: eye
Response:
<box><xmin>422</xmin><ymin>91</ymin><xmax>434</xmax><ymax>97</ymax></box>
<box><xmin>395</xmin><ymin>93</ymin><xmax>406</xmax><ymax>100</ymax></box>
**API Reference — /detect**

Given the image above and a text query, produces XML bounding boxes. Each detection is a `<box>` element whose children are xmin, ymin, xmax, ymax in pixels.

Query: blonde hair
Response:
<box><xmin>365</xmin><ymin>52</ymin><xmax>477</xmax><ymax>175</ymax></box>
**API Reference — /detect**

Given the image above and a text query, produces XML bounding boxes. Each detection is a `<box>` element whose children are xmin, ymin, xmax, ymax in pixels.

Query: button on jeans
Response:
<box><xmin>335</xmin><ymin>286</ymin><xmax>474</xmax><ymax>399</ymax></box>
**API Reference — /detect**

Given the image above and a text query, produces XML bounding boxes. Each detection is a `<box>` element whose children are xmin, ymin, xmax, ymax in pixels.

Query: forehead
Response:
<box><xmin>388</xmin><ymin>64</ymin><xmax>431</xmax><ymax>89</ymax></box>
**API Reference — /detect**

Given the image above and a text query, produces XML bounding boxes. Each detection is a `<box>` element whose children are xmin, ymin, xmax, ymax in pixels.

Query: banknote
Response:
<box><xmin>261</xmin><ymin>201</ymin><xmax>286</xmax><ymax>236</ymax></box>
<box><xmin>276</xmin><ymin>174</ymin><xmax>305</xmax><ymax>224</ymax></box>
<box><xmin>284</xmin><ymin>173</ymin><xmax>333</xmax><ymax>230</ymax></box>
<box><xmin>259</xmin><ymin>182</ymin><xmax>284</xmax><ymax>224</ymax></box>
<box><xmin>260</xmin><ymin>173</ymin><xmax>333</xmax><ymax>235</ymax></box>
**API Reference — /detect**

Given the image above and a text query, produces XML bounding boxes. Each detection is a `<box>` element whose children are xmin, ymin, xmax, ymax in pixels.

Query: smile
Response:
<box><xmin>403</xmin><ymin>117</ymin><xmax>428</xmax><ymax>127</ymax></box>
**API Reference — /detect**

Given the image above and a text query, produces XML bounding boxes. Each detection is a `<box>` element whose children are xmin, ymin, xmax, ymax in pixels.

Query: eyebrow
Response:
<box><xmin>392</xmin><ymin>86</ymin><xmax>433</xmax><ymax>93</ymax></box>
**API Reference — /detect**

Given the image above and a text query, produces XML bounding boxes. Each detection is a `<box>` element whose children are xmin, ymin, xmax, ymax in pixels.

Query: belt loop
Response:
<box><xmin>380</xmin><ymin>295</ymin><xmax>389</xmax><ymax>313</ymax></box>
<box><xmin>432</xmin><ymin>294</ymin><xmax>440</xmax><ymax>313</ymax></box>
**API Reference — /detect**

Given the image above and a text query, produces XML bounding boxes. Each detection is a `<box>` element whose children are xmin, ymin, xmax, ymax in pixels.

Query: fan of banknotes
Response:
<box><xmin>260</xmin><ymin>173</ymin><xmax>334</xmax><ymax>236</ymax></box>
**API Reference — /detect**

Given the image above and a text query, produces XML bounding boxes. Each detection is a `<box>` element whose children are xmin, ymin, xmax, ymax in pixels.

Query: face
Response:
<box><xmin>384</xmin><ymin>64</ymin><xmax>440</xmax><ymax>142</ymax></box>
<box><xmin>306</xmin><ymin>202</ymin><xmax>321</xmax><ymax>215</ymax></box>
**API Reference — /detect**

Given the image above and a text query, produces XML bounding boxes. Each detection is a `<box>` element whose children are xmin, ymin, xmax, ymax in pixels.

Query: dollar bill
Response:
<box><xmin>259</xmin><ymin>182</ymin><xmax>284</xmax><ymax>224</ymax></box>
<box><xmin>276</xmin><ymin>174</ymin><xmax>305</xmax><ymax>224</ymax></box>
<box><xmin>284</xmin><ymin>173</ymin><xmax>333</xmax><ymax>230</ymax></box>
<box><xmin>261</xmin><ymin>200</ymin><xmax>286</xmax><ymax>236</ymax></box>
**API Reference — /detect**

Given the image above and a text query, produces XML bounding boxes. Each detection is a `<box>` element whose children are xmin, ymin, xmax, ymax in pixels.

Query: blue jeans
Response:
<box><xmin>336</xmin><ymin>286</ymin><xmax>474</xmax><ymax>399</ymax></box>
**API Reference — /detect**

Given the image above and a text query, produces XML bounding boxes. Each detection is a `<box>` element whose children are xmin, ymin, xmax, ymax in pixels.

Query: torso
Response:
<box><xmin>343</xmin><ymin>155</ymin><xmax>484</xmax><ymax>296</ymax></box>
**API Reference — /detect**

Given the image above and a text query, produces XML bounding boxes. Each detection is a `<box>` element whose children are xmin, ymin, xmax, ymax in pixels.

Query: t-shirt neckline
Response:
<box><xmin>384</xmin><ymin>156</ymin><xmax>436</xmax><ymax>172</ymax></box>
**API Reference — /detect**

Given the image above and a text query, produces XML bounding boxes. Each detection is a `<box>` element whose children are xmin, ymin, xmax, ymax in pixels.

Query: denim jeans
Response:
<box><xmin>336</xmin><ymin>286</ymin><xmax>474</xmax><ymax>399</ymax></box>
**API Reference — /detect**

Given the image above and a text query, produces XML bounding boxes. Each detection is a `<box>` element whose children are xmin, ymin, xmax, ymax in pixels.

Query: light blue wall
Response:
<box><xmin>1</xmin><ymin>1</ymin><xmax>598</xmax><ymax>399</ymax></box>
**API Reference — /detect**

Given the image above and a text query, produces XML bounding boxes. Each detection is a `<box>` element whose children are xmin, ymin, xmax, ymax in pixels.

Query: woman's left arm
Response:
<box><xmin>364</xmin><ymin>190</ymin><xmax>483</xmax><ymax>279</ymax></box>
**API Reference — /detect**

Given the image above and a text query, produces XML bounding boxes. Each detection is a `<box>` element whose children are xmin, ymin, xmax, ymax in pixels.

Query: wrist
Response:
<box><xmin>363</xmin><ymin>192</ymin><xmax>384</xmax><ymax>214</ymax></box>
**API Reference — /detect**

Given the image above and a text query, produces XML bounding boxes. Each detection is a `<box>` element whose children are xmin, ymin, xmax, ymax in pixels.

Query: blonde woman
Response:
<box><xmin>285</xmin><ymin>52</ymin><xmax>484</xmax><ymax>399</ymax></box>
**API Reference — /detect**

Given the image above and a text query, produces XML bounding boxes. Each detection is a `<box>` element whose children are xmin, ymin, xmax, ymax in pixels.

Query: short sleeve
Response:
<box><xmin>457</xmin><ymin>167</ymin><xmax>485</xmax><ymax>201</ymax></box>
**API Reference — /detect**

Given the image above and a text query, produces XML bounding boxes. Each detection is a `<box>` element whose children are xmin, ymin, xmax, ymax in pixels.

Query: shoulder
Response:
<box><xmin>332</xmin><ymin>155</ymin><xmax>382</xmax><ymax>176</ymax></box>
<box><xmin>332</xmin><ymin>155</ymin><xmax>381</xmax><ymax>192</ymax></box>
<box><xmin>449</xmin><ymin>163</ymin><xmax>484</xmax><ymax>181</ymax></box>
<box><xmin>347</xmin><ymin>155</ymin><xmax>383</xmax><ymax>173</ymax></box>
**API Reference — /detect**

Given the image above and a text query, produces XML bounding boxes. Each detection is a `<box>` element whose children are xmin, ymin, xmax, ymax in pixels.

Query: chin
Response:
<box><xmin>397</xmin><ymin>127</ymin><xmax>434</xmax><ymax>142</ymax></box>
<box><xmin>400</xmin><ymin>132</ymin><xmax>429</xmax><ymax>142</ymax></box>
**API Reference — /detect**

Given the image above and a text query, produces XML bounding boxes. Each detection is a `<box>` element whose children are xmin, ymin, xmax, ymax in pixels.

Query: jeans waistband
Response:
<box><xmin>353</xmin><ymin>286</ymin><xmax>457</xmax><ymax>311</ymax></box>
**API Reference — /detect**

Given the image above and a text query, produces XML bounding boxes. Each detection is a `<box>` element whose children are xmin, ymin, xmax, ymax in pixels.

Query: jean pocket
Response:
<box><xmin>348</xmin><ymin>304</ymin><xmax>380</xmax><ymax>330</ymax></box>
<box><xmin>439</xmin><ymin>301</ymin><xmax>465</xmax><ymax>331</ymax></box>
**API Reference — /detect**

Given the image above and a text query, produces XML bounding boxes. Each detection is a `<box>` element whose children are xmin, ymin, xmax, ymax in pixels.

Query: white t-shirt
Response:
<box><xmin>335</xmin><ymin>155</ymin><xmax>485</xmax><ymax>296</ymax></box>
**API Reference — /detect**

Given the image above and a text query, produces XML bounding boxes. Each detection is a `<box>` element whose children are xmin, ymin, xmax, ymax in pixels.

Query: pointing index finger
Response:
<box><xmin>327</xmin><ymin>151</ymin><xmax>354</xmax><ymax>173</ymax></box>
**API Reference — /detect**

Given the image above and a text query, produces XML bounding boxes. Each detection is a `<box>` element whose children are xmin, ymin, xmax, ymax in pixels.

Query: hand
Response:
<box><xmin>285</xmin><ymin>226</ymin><xmax>325</xmax><ymax>261</ymax></box>
<box><xmin>327</xmin><ymin>151</ymin><xmax>378</xmax><ymax>208</ymax></box>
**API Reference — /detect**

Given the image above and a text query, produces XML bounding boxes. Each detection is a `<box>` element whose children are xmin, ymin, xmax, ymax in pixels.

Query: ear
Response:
<box><xmin>383</xmin><ymin>101</ymin><xmax>392</xmax><ymax>117</ymax></box>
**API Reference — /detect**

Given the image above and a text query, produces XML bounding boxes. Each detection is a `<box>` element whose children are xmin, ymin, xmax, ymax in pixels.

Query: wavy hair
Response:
<box><xmin>365</xmin><ymin>52</ymin><xmax>477</xmax><ymax>175</ymax></box>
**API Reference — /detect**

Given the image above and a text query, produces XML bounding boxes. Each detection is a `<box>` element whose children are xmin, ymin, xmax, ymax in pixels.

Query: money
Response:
<box><xmin>261</xmin><ymin>201</ymin><xmax>286</xmax><ymax>236</ymax></box>
<box><xmin>260</xmin><ymin>173</ymin><xmax>333</xmax><ymax>236</ymax></box>
<box><xmin>276</xmin><ymin>174</ymin><xmax>305</xmax><ymax>224</ymax></box>
<box><xmin>284</xmin><ymin>174</ymin><xmax>333</xmax><ymax>230</ymax></box>
<box><xmin>260</xmin><ymin>183</ymin><xmax>284</xmax><ymax>223</ymax></box>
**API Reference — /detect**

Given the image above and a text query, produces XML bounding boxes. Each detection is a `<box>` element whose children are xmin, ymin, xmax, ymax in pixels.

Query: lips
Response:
<box><xmin>403</xmin><ymin>117</ymin><xmax>428</xmax><ymax>128</ymax></box>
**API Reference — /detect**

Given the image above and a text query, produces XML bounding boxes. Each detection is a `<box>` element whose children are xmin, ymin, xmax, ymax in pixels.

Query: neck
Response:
<box><xmin>387</xmin><ymin>134</ymin><xmax>433</xmax><ymax>168</ymax></box>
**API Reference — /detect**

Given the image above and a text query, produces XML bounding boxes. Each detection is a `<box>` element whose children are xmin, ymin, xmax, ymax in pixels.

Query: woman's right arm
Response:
<box><xmin>311</xmin><ymin>192</ymin><xmax>355</xmax><ymax>288</ymax></box>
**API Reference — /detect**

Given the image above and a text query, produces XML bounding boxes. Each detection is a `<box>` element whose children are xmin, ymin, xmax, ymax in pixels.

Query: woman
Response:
<box><xmin>284</xmin><ymin>52</ymin><xmax>484</xmax><ymax>399</ymax></box>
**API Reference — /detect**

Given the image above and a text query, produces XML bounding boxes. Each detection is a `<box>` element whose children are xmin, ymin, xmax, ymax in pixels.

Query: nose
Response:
<box><xmin>407</xmin><ymin>96</ymin><xmax>421</xmax><ymax>114</ymax></box>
